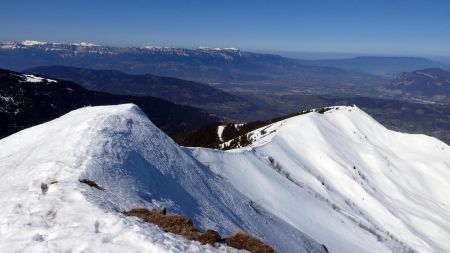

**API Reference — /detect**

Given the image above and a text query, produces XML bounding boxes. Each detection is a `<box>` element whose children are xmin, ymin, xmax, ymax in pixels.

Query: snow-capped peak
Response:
<box><xmin>72</xmin><ymin>42</ymin><xmax>100</xmax><ymax>47</ymax></box>
<box><xmin>0</xmin><ymin>40</ymin><xmax>248</xmax><ymax>59</ymax></box>
<box><xmin>21</xmin><ymin>40</ymin><xmax>48</xmax><ymax>46</ymax></box>
<box><xmin>198</xmin><ymin>46</ymin><xmax>240</xmax><ymax>51</ymax></box>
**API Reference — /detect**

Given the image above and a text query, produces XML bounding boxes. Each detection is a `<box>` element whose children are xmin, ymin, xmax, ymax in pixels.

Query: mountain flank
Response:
<box><xmin>0</xmin><ymin>68</ymin><xmax>218</xmax><ymax>138</ymax></box>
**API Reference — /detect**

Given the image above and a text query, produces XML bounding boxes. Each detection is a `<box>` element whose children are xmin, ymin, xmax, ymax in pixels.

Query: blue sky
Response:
<box><xmin>1</xmin><ymin>0</ymin><xmax>449</xmax><ymax>56</ymax></box>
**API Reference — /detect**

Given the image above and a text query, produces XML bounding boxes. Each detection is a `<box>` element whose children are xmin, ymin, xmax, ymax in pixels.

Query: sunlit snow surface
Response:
<box><xmin>217</xmin><ymin>125</ymin><xmax>225</xmax><ymax>141</ymax></box>
<box><xmin>0</xmin><ymin>104</ymin><xmax>325</xmax><ymax>253</ymax></box>
<box><xmin>190</xmin><ymin>106</ymin><xmax>450</xmax><ymax>253</ymax></box>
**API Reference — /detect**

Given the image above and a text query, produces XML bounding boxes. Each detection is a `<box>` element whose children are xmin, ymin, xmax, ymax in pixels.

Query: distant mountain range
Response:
<box><xmin>26</xmin><ymin>66</ymin><xmax>264</xmax><ymax>121</ymax></box>
<box><xmin>2</xmin><ymin>41</ymin><xmax>446</xmax><ymax>98</ymax></box>
<box><xmin>299</xmin><ymin>56</ymin><xmax>447</xmax><ymax>76</ymax></box>
<box><xmin>388</xmin><ymin>68</ymin><xmax>450</xmax><ymax>101</ymax></box>
<box><xmin>2</xmin><ymin>41</ymin><xmax>448</xmax><ymax>144</ymax></box>
<box><xmin>0</xmin><ymin>40</ymin><xmax>387</xmax><ymax>97</ymax></box>
<box><xmin>0</xmin><ymin>68</ymin><xmax>218</xmax><ymax>138</ymax></box>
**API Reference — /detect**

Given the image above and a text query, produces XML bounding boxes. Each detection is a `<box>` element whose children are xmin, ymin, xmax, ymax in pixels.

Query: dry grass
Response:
<box><xmin>123</xmin><ymin>208</ymin><xmax>222</xmax><ymax>245</ymax></box>
<box><xmin>124</xmin><ymin>208</ymin><xmax>198</xmax><ymax>234</ymax></box>
<box><xmin>198</xmin><ymin>229</ymin><xmax>222</xmax><ymax>245</ymax></box>
<box><xmin>225</xmin><ymin>230</ymin><xmax>276</xmax><ymax>253</ymax></box>
<box><xmin>124</xmin><ymin>208</ymin><xmax>276</xmax><ymax>252</ymax></box>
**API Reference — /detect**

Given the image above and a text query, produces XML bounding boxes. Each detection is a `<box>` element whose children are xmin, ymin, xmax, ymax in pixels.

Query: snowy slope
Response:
<box><xmin>189</xmin><ymin>106</ymin><xmax>450</xmax><ymax>253</ymax></box>
<box><xmin>0</xmin><ymin>104</ymin><xmax>326</xmax><ymax>253</ymax></box>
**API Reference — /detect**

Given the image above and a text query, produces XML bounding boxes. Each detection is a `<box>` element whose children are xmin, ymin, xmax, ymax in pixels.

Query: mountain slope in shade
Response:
<box><xmin>0</xmin><ymin>68</ymin><xmax>218</xmax><ymax>139</ymax></box>
<box><xmin>189</xmin><ymin>106</ymin><xmax>450</xmax><ymax>253</ymax></box>
<box><xmin>0</xmin><ymin>104</ymin><xmax>326</xmax><ymax>253</ymax></box>
<box><xmin>26</xmin><ymin>66</ymin><xmax>262</xmax><ymax>121</ymax></box>
<box><xmin>388</xmin><ymin>68</ymin><xmax>450</xmax><ymax>101</ymax></box>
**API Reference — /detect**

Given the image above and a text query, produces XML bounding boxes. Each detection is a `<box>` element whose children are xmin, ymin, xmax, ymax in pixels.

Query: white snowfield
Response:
<box><xmin>16</xmin><ymin>74</ymin><xmax>58</xmax><ymax>83</ymax></box>
<box><xmin>190</xmin><ymin>106</ymin><xmax>450</xmax><ymax>253</ymax></box>
<box><xmin>0</xmin><ymin>104</ymin><xmax>326</xmax><ymax>253</ymax></box>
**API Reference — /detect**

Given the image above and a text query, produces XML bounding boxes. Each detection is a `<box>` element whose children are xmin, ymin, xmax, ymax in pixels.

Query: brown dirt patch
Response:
<box><xmin>79</xmin><ymin>179</ymin><xmax>104</xmax><ymax>190</ymax></box>
<box><xmin>123</xmin><ymin>208</ymin><xmax>276</xmax><ymax>252</ymax></box>
<box><xmin>225</xmin><ymin>230</ymin><xmax>276</xmax><ymax>253</ymax></box>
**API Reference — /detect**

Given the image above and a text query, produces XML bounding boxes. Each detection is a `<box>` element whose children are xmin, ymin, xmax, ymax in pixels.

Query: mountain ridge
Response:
<box><xmin>299</xmin><ymin>56</ymin><xmax>447</xmax><ymax>75</ymax></box>
<box><xmin>0</xmin><ymin>40</ymin><xmax>387</xmax><ymax>98</ymax></box>
<box><xmin>0</xmin><ymin>68</ymin><xmax>218</xmax><ymax>138</ymax></box>
<box><xmin>387</xmin><ymin>68</ymin><xmax>450</xmax><ymax>102</ymax></box>
<box><xmin>2</xmin><ymin>101</ymin><xmax>449</xmax><ymax>252</ymax></box>
<box><xmin>190</xmin><ymin>105</ymin><xmax>450</xmax><ymax>253</ymax></box>
<box><xmin>0</xmin><ymin>103</ymin><xmax>327</xmax><ymax>253</ymax></box>
<box><xmin>25</xmin><ymin>66</ymin><xmax>264</xmax><ymax>121</ymax></box>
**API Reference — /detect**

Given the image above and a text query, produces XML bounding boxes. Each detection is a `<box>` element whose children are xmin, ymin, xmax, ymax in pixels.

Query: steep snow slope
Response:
<box><xmin>0</xmin><ymin>104</ymin><xmax>326</xmax><ymax>253</ymax></box>
<box><xmin>190</xmin><ymin>106</ymin><xmax>450</xmax><ymax>253</ymax></box>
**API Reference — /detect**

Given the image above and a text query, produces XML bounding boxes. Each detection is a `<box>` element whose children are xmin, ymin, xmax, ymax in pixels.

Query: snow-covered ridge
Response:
<box><xmin>21</xmin><ymin>40</ymin><xmax>48</xmax><ymax>46</ymax></box>
<box><xmin>0</xmin><ymin>40</ymin><xmax>247</xmax><ymax>58</ymax></box>
<box><xmin>72</xmin><ymin>42</ymin><xmax>100</xmax><ymax>47</ymax></box>
<box><xmin>243</xmin><ymin>106</ymin><xmax>345</xmax><ymax>148</ymax></box>
<box><xmin>215</xmin><ymin>107</ymin><xmax>336</xmax><ymax>150</ymax></box>
<box><xmin>0</xmin><ymin>104</ymin><xmax>325</xmax><ymax>253</ymax></box>
<box><xmin>191</xmin><ymin>105</ymin><xmax>450</xmax><ymax>253</ymax></box>
<box><xmin>198</xmin><ymin>46</ymin><xmax>240</xmax><ymax>51</ymax></box>
<box><xmin>3</xmin><ymin>103</ymin><xmax>447</xmax><ymax>252</ymax></box>
<box><xmin>19</xmin><ymin>40</ymin><xmax>99</xmax><ymax>47</ymax></box>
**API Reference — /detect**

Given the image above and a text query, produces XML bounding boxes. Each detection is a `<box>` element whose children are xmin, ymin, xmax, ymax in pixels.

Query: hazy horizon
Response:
<box><xmin>2</xmin><ymin>38</ymin><xmax>449</xmax><ymax>62</ymax></box>
<box><xmin>1</xmin><ymin>0</ymin><xmax>450</xmax><ymax>58</ymax></box>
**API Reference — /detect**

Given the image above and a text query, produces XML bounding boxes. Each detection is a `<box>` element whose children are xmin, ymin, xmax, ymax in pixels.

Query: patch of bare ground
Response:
<box><xmin>79</xmin><ymin>179</ymin><xmax>104</xmax><ymax>190</ymax></box>
<box><xmin>226</xmin><ymin>230</ymin><xmax>276</xmax><ymax>253</ymax></box>
<box><xmin>123</xmin><ymin>208</ymin><xmax>276</xmax><ymax>252</ymax></box>
<box><xmin>41</xmin><ymin>180</ymin><xmax>58</xmax><ymax>194</ymax></box>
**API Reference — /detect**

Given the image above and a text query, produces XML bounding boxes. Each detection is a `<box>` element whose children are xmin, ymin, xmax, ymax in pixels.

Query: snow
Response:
<box><xmin>217</xmin><ymin>125</ymin><xmax>225</xmax><ymax>141</ymax></box>
<box><xmin>0</xmin><ymin>95</ymin><xmax>14</xmax><ymax>102</ymax></box>
<box><xmin>72</xmin><ymin>42</ymin><xmax>100</xmax><ymax>47</ymax></box>
<box><xmin>198</xmin><ymin>46</ymin><xmax>240</xmax><ymax>51</ymax></box>
<box><xmin>0</xmin><ymin>104</ymin><xmax>325</xmax><ymax>253</ymax></box>
<box><xmin>145</xmin><ymin>46</ymin><xmax>166</xmax><ymax>49</ymax></box>
<box><xmin>0</xmin><ymin>41</ymin><xmax>247</xmax><ymax>59</ymax></box>
<box><xmin>190</xmin><ymin>106</ymin><xmax>450</xmax><ymax>253</ymax></box>
<box><xmin>0</xmin><ymin>42</ymin><xmax>17</xmax><ymax>49</ymax></box>
<box><xmin>18</xmin><ymin>74</ymin><xmax>57</xmax><ymax>83</ymax></box>
<box><xmin>21</xmin><ymin>40</ymin><xmax>48</xmax><ymax>46</ymax></box>
<box><xmin>2</xmin><ymin>102</ymin><xmax>448</xmax><ymax>253</ymax></box>
<box><xmin>416</xmin><ymin>71</ymin><xmax>438</xmax><ymax>80</ymax></box>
